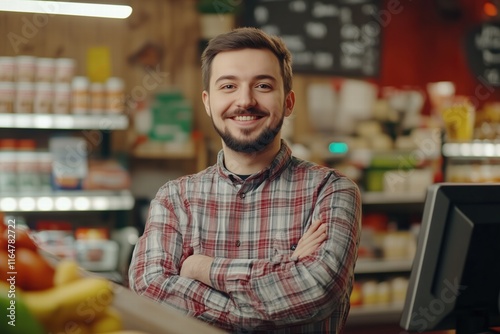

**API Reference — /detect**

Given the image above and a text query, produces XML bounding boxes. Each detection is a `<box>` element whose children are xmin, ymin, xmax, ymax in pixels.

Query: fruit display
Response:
<box><xmin>0</xmin><ymin>220</ymin><xmax>150</xmax><ymax>334</ymax></box>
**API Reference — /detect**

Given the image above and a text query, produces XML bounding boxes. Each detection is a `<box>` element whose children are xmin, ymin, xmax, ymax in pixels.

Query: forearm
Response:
<box><xmin>180</xmin><ymin>254</ymin><xmax>214</xmax><ymax>287</ymax></box>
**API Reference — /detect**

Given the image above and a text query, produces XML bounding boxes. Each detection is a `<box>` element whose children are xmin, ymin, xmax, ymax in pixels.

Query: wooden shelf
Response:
<box><xmin>362</xmin><ymin>191</ymin><xmax>426</xmax><ymax>205</ymax></box>
<box><xmin>443</xmin><ymin>141</ymin><xmax>500</xmax><ymax>158</ymax></box>
<box><xmin>0</xmin><ymin>190</ymin><xmax>134</xmax><ymax>212</ymax></box>
<box><xmin>355</xmin><ymin>259</ymin><xmax>413</xmax><ymax>274</ymax></box>
<box><xmin>132</xmin><ymin>140</ymin><xmax>197</xmax><ymax>159</ymax></box>
<box><xmin>347</xmin><ymin>303</ymin><xmax>404</xmax><ymax>327</ymax></box>
<box><xmin>0</xmin><ymin>113</ymin><xmax>129</xmax><ymax>130</ymax></box>
<box><xmin>132</xmin><ymin>137</ymin><xmax>208</xmax><ymax>172</ymax></box>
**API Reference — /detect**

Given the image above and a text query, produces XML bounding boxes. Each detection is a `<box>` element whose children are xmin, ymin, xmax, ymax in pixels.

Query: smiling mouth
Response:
<box><xmin>232</xmin><ymin>115</ymin><xmax>262</xmax><ymax>121</ymax></box>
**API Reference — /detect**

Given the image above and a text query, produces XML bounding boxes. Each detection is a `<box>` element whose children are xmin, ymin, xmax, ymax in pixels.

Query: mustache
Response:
<box><xmin>228</xmin><ymin>108</ymin><xmax>268</xmax><ymax>118</ymax></box>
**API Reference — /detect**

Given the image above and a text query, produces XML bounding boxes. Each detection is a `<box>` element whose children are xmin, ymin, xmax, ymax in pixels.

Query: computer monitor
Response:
<box><xmin>400</xmin><ymin>183</ymin><xmax>500</xmax><ymax>334</ymax></box>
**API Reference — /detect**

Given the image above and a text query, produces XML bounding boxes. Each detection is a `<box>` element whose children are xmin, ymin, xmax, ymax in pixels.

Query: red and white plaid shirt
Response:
<box><xmin>129</xmin><ymin>141</ymin><xmax>361</xmax><ymax>333</ymax></box>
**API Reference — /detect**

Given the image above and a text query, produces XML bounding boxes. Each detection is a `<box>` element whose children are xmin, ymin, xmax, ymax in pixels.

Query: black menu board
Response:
<box><xmin>465</xmin><ymin>22</ymin><xmax>500</xmax><ymax>86</ymax></box>
<box><xmin>244</xmin><ymin>0</ymin><xmax>381</xmax><ymax>77</ymax></box>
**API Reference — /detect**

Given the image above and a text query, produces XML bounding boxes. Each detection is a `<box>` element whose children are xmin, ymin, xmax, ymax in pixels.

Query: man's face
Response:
<box><xmin>202</xmin><ymin>48</ymin><xmax>294</xmax><ymax>153</ymax></box>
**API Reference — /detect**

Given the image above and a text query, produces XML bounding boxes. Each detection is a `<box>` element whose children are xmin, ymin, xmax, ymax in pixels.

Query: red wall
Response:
<box><xmin>377</xmin><ymin>0</ymin><xmax>500</xmax><ymax>111</ymax></box>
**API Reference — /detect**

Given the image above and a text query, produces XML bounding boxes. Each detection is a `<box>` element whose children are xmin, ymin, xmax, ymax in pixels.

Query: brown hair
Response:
<box><xmin>201</xmin><ymin>27</ymin><xmax>293</xmax><ymax>93</ymax></box>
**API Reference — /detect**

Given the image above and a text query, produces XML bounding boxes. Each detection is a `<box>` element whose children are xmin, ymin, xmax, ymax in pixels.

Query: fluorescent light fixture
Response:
<box><xmin>0</xmin><ymin>0</ymin><xmax>133</xmax><ymax>19</ymax></box>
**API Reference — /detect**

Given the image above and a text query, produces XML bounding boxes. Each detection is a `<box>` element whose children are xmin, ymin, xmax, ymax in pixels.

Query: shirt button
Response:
<box><xmin>235</xmin><ymin>240</ymin><xmax>241</xmax><ymax>247</ymax></box>
<box><xmin>290</xmin><ymin>244</ymin><xmax>297</xmax><ymax>251</ymax></box>
<box><xmin>239</xmin><ymin>193</ymin><xmax>246</xmax><ymax>199</ymax></box>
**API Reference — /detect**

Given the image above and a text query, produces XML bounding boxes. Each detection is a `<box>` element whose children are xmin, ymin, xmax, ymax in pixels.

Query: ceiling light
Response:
<box><xmin>0</xmin><ymin>1</ymin><xmax>133</xmax><ymax>19</ymax></box>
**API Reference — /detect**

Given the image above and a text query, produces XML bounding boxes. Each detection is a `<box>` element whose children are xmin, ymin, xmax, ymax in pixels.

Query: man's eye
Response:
<box><xmin>257</xmin><ymin>84</ymin><xmax>271</xmax><ymax>89</ymax></box>
<box><xmin>222</xmin><ymin>84</ymin><xmax>235</xmax><ymax>89</ymax></box>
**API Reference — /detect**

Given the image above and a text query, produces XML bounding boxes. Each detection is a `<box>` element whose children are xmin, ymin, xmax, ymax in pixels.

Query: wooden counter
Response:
<box><xmin>112</xmin><ymin>284</ymin><xmax>226</xmax><ymax>334</ymax></box>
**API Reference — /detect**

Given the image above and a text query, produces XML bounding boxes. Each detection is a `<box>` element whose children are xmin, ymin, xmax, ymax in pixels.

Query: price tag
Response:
<box><xmin>86</xmin><ymin>46</ymin><xmax>111</xmax><ymax>83</ymax></box>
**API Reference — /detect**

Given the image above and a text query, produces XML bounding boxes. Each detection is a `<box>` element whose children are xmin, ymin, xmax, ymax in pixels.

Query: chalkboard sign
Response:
<box><xmin>465</xmin><ymin>22</ymin><xmax>500</xmax><ymax>86</ymax></box>
<box><xmin>243</xmin><ymin>0</ymin><xmax>381</xmax><ymax>77</ymax></box>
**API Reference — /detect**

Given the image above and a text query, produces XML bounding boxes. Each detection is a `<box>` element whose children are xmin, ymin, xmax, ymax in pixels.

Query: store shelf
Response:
<box><xmin>132</xmin><ymin>140</ymin><xmax>197</xmax><ymax>159</ymax></box>
<box><xmin>0</xmin><ymin>190</ymin><xmax>134</xmax><ymax>212</ymax></box>
<box><xmin>132</xmin><ymin>137</ymin><xmax>208</xmax><ymax>172</ymax></box>
<box><xmin>0</xmin><ymin>113</ymin><xmax>129</xmax><ymax>130</ymax></box>
<box><xmin>355</xmin><ymin>259</ymin><xmax>413</xmax><ymax>274</ymax></box>
<box><xmin>442</xmin><ymin>141</ymin><xmax>500</xmax><ymax>158</ymax></box>
<box><xmin>347</xmin><ymin>303</ymin><xmax>404</xmax><ymax>326</ymax></box>
<box><xmin>361</xmin><ymin>191</ymin><xmax>426</xmax><ymax>205</ymax></box>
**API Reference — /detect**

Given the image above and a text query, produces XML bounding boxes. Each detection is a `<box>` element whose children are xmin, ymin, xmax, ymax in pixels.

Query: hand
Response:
<box><xmin>180</xmin><ymin>254</ymin><xmax>214</xmax><ymax>287</ymax></box>
<box><xmin>292</xmin><ymin>220</ymin><xmax>327</xmax><ymax>260</ymax></box>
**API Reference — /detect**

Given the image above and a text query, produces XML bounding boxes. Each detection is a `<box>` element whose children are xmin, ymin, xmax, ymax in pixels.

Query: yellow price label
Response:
<box><xmin>86</xmin><ymin>46</ymin><xmax>111</xmax><ymax>83</ymax></box>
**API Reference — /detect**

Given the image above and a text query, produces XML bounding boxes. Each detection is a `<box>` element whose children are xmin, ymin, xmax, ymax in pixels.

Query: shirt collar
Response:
<box><xmin>216</xmin><ymin>140</ymin><xmax>292</xmax><ymax>184</ymax></box>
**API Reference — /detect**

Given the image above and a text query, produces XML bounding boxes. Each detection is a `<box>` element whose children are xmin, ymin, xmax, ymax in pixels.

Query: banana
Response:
<box><xmin>89</xmin><ymin>306</ymin><xmax>123</xmax><ymax>333</ymax></box>
<box><xmin>45</xmin><ymin>320</ymin><xmax>91</xmax><ymax>334</ymax></box>
<box><xmin>99</xmin><ymin>331</ymin><xmax>152</xmax><ymax>334</ymax></box>
<box><xmin>53</xmin><ymin>259</ymin><xmax>83</xmax><ymax>286</ymax></box>
<box><xmin>22</xmin><ymin>276</ymin><xmax>113</xmax><ymax>329</ymax></box>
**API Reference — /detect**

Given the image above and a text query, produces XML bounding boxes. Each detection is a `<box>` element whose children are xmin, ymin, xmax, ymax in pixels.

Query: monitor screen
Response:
<box><xmin>400</xmin><ymin>183</ymin><xmax>500</xmax><ymax>334</ymax></box>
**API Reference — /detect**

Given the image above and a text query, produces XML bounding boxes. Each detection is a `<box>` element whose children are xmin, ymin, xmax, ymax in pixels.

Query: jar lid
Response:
<box><xmin>0</xmin><ymin>138</ymin><xmax>17</xmax><ymax>150</ymax></box>
<box><xmin>16</xmin><ymin>55</ymin><xmax>37</xmax><ymax>64</ymax></box>
<box><xmin>106</xmin><ymin>77</ymin><xmax>124</xmax><ymax>90</ymax></box>
<box><xmin>17</xmin><ymin>139</ymin><xmax>37</xmax><ymax>151</ymax></box>
<box><xmin>55</xmin><ymin>58</ymin><xmax>76</xmax><ymax>66</ymax></box>
<box><xmin>72</xmin><ymin>76</ymin><xmax>89</xmax><ymax>88</ymax></box>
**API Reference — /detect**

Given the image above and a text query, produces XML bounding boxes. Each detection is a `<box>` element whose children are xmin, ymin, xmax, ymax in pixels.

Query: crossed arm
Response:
<box><xmin>180</xmin><ymin>220</ymin><xmax>327</xmax><ymax>287</ymax></box>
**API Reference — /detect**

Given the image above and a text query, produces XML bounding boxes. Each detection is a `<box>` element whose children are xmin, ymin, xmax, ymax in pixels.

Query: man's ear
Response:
<box><xmin>202</xmin><ymin>90</ymin><xmax>210</xmax><ymax>116</ymax></box>
<box><xmin>285</xmin><ymin>90</ymin><xmax>295</xmax><ymax>117</ymax></box>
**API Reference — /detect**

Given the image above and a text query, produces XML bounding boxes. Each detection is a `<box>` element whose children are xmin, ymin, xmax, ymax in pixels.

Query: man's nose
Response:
<box><xmin>236</xmin><ymin>87</ymin><xmax>256</xmax><ymax>109</ymax></box>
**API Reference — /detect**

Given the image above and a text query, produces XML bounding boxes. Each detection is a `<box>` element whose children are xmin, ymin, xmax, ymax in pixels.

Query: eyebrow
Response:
<box><xmin>214</xmin><ymin>74</ymin><xmax>278</xmax><ymax>85</ymax></box>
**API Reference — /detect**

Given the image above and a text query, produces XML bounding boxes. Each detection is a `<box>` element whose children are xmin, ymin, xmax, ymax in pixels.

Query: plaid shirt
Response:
<box><xmin>129</xmin><ymin>141</ymin><xmax>361</xmax><ymax>333</ymax></box>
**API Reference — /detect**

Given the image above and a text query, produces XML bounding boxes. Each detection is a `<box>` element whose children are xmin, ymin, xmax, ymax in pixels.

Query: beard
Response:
<box><xmin>210</xmin><ymin>107</ymin><xmax>285</xmax><ymax>153</ymax></box>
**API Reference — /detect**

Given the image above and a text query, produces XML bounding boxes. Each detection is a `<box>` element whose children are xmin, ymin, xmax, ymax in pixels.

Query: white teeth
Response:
<box><xmin>234</xmin><ymin>115</ymin><xmax>257</xmax><ymax>121</ymax></box>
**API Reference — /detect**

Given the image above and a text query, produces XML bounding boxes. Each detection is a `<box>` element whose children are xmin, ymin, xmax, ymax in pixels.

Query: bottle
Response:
<box><xmin>71</xmin><ymin>76</ymin><xmax>89</xmax><ymax>114</ymax></box>
<box><xmin>89</xmin><ymin>82</ymin><xmax>105</xmax><ymax>114</ymax></box>
<box><xmin>0</xmin><ymin>56</ymin><xmax>15</xmax><ymax>82</ymax></box>
<box><xmin>0</xmin><ymin>81</ymin><xmax>15</xmax><ymax>113</ymax></box>
<box><xmin>15</xmin><ymin>55</ymin><xmax>36</xmax><ymax>83</ymax></box>
<box><xmin>33</xmin><ymin>82</ymin><xmax>53</xmax><ymax>114</ymax></box>
<box><xmin>0</xmin><ymin>139</ymin><xmax>18</xmax><ymax>193</ymax></box>
<box><xmin>15</xmin><ymin>82</ymin><xmax>35</xmax><ymax>113</ymax></box>
<box><xmin>16</xmin><ymin>139</ymin><xmax>40</xmax><ymax>193</ymax></box>
<box><xmin>35</xmin><ymin>57</ymin><xmax>55</xmax><ymax>83</ymax></box>
<box><xmin>54</xmin><ymin>58</ymin><xmax>75</xmax><ymax>83</ymax></box>
<box><xmin>37</xmin><ymin>151</ymin><xmax>53</xmax><ymax>192</ymax></box>
<box><xmin>105</xmin><ymin>77</ymin><xmax>125</xmax><ymax>114</ymax></box>
<box><xmin>53</xmin><ymin>83</ymin><xmax>71</xmax><ymax>114</ymax></box>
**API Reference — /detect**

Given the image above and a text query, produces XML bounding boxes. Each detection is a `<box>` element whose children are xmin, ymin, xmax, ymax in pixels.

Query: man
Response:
<box><xmin>129</xmin><ymin>27</ymin><xmax>361</xmax><ymax>333</ymax></box>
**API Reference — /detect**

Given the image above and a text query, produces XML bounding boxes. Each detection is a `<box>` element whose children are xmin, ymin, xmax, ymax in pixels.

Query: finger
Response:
<box><xmin>300</xmin><ymin>230</ymin><xmax>327</xmax><ymax>253</ymax></box>
<box><xmin>293</xmin><ymin>230</ymin><xmax>327</xmax><ymax>258</ymax></box>
<box><xmin>293</xmin><ymin>234</ymin><xmax>326</xmax><ymax>259</ymax></box>
<box><xmin>299</xmin><ymin>224</ymin><xmax>327</xmax><ymax>248</ymax></box>
<box><xmin>298</xmin><ymin>220</ymin><xmax>322</xmax><ymax>244</ymax></box>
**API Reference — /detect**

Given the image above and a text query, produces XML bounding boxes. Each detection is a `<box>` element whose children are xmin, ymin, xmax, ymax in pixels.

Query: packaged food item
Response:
<box><xmin>15</xmin><ymin>55</ymin><xmax>36</xmax><ymax>82</ymax></box>
<box><xmin>49</xmin><ymin>136</ymin><xmax>88</xmax><ymax>190</ymax></box>
<box><xmin>105</xmin><ymin>77</ymin><xmax>125</xmax><ymax>114</ymax></box>
<box><xmin>89</xmin><ymin>82</ymin><xmax>105</xmax><ymax>114</ymax></box>
<box><xmin>53</xmin><ymin>83</ymin><xmax>71</xmax><ymax>114</ymax></box>
<box><xmin>0</xmin><ymin>81</ymin><xmax>15</xmax><ymax>113</ymax></box>
<box><xmin>54</xmin><ymin>58</ymin><xmax>75</xmax><ymax>83</ymax></box>
<box><xmin>71</xmin><ymin>76</ymin><xmax>89</xmax><ymax>114</ymax></box>
<box><xmin>33</xmin><ymin>82</ymin><xmax>53</xmax><ymax>114</ymax></box>
<box><xmin>15</xmin><ymin>82</ymin><xmax>35</xmax><ymax>113</ymax></box>
<box><xmin>35</xmin><ymin>57</ymin><xmax>55</xmax><ymax>83</ymax></box>
<box><xmin>16</xmin><ymin>139</ymin><xmax>40</xmax><ymax>192</ymax></box>
<box><xmin>0</xmin><ymin>139</ymin><xmax>17</xmax><ymax>193</ymax></box>
<box><xmin>37</xmin><ymin>151</ymin><xmax>53</xmax><ymax>192</ymax></box>
<box><xmin>0</xmin><ymin>56</ymin><xmax>15</xmax><ymax>82</ymax></box>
